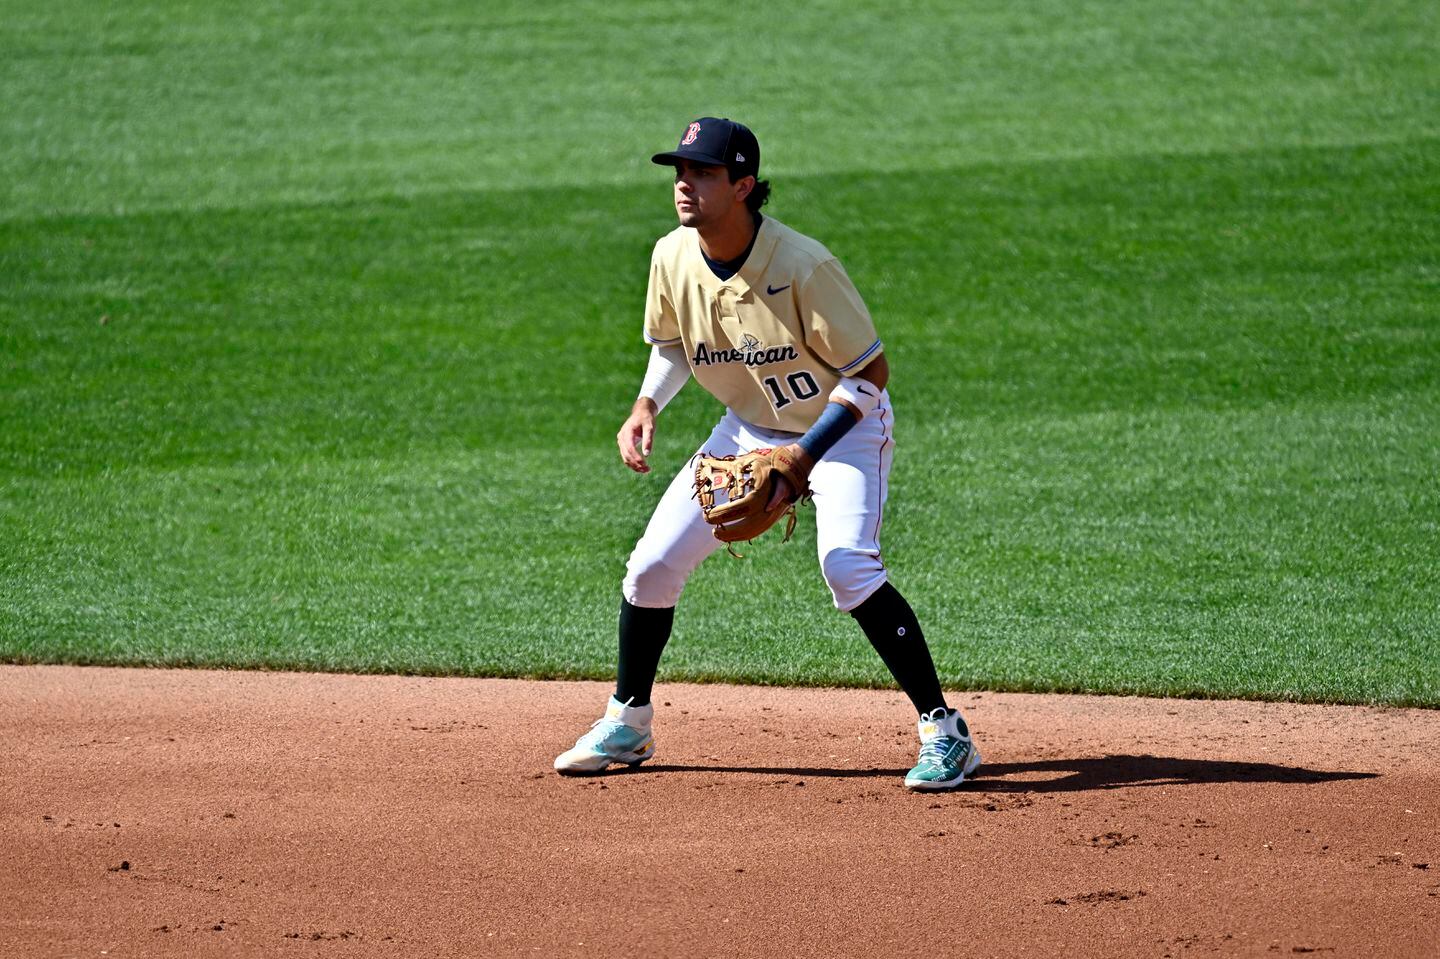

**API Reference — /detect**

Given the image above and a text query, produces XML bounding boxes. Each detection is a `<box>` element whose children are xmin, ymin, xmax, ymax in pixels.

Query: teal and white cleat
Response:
<box><xmin>905</xmin><ymin>707</ymin><xmax>981</xmax><ymax>791</ymax></box>
<box><xmin>554</xmin><ymin>696</ymin><xmax>656</xmax><ymax>775</ymax></box>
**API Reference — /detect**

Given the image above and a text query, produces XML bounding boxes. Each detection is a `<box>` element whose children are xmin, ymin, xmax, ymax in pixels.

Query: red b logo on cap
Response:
<box><xmin>681</xmin><ymin>122</ymin><xmax>701</xmax><ymax>145</ymax></box>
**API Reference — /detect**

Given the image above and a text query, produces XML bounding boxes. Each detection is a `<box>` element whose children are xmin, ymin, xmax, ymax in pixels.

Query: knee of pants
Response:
<box><xmin>623</xmin><ymin>551</ymin><xmax>690</xmax><ymax>609</ymax></box>
<box><xmin>820</xmin><ymin>547</ymin><xmax>888</xmax><ymax>612</ymax></box>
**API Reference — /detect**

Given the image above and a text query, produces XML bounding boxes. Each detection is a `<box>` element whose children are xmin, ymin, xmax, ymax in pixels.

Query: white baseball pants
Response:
<box><xmin>623</xmin><ymin>392</ymin><xmax>895</xmax><ymax>612</ymax></box>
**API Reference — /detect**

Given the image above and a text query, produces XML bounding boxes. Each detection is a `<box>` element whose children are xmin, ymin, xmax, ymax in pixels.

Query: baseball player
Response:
<box><xmin>554</xmin><ymin>117</ymin><xmax>980</xmax><ymax>791</ymax></box>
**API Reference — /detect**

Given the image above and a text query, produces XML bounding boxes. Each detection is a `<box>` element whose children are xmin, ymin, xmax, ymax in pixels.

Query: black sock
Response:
<box><xmin>615</xmin><ymin>598</ymin><xmax>675</xmax><ymax>707</ymax></box>
<box><xmin>851</xmin><ymin>582</ymin><xmax>959</xmax><ymax>725</ymax></box>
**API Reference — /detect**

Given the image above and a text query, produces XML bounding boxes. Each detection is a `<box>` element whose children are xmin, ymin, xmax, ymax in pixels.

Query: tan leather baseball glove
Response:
<box><xmin>692</xmin><ymin>446</ymin><xmax>810</xmax><ymax>553</ymax></box>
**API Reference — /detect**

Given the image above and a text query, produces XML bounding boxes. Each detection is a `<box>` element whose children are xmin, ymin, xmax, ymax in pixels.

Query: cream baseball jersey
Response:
<box><xmin>643</xmin><ymin>216</ymin><xmax>882</xmax><ymax>433</ymax></box>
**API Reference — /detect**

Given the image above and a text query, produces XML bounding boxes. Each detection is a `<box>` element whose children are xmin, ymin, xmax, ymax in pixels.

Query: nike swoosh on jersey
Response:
<box><xmin>857</xmin><ymin>384</ymin><xmax>874</xmax><ymax>396</ymax></box>
<box><xmin>766</xmin><ymin>283</ymin><xmax>791</xmax><ymax>295</ymax></box>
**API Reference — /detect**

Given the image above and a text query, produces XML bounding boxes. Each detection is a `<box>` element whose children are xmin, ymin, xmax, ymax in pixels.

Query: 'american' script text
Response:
<box><xmin>692</xmin><ymin>342</ymin><xmax>800</xmax><ymax>368</ymax></box>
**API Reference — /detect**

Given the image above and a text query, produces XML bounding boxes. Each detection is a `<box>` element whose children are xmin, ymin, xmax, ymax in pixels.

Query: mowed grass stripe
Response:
<box><xmin>4</xmin><ymin>139</ymin><xmax>1437</xmax><ymax>703</ymax></box>
<box><xmin>5</xmin><ymin>139</ymin><xmax>1435</xmax><ymax>473</ymax></box>
<box><xmin>2</xmin><ymin>0</ymin><xmax>1435</xmax><ymax>217</ymax></box>
<box><xmin>3</xmin><ymin>397</ymin><xmax>1434</xmax><ymax>703</ymax></box>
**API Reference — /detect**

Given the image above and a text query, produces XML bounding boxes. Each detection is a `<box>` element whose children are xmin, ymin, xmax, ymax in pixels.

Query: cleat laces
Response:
<box><xmin>577</xmin><ymin>718</ymin><xmax>626</xmax><ymax>751</ymax></box>
<box><xmin>917</xmin><ymin>736</ymin><xmax>962</xmax><ymax>769</ymax></box>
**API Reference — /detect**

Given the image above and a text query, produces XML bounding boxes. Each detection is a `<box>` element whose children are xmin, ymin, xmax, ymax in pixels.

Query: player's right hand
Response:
<box><xmin>618</xmin><ymin>400</ymin><xmax>659</xmax><ymax>473</ymax></box>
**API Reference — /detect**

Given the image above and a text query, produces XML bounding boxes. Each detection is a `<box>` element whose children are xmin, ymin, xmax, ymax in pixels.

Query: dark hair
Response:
<box><xmin>739</xmin><ymin>176</ymin><xmax>771</xmax><ymax>213</ymax></box>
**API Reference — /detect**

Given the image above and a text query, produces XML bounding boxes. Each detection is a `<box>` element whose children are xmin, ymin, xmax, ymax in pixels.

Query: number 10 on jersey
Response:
<box><xmin>762</xmin><ymin>370</ymin><xmax>821</xmax><ymax>410</ymax></box>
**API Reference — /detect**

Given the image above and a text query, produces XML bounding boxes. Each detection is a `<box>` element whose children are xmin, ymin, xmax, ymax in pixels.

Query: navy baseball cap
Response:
<box><xmin>651</xmin><ymin>117</ymin><xmax>760</xmax><ymax>179</ymax></box>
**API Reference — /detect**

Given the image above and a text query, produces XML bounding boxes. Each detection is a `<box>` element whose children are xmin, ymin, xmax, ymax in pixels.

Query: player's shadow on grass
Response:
<box><xmin>632</xmin><ymin>755</ymin><xmax>1376</xmax><ymax>792</ymax></box>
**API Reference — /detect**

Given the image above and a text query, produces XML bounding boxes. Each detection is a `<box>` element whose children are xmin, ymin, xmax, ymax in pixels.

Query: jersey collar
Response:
<box><xmin>692</xmin><ymin>216</ymin><xmax>781</xmax><ymax>296</ymax></box>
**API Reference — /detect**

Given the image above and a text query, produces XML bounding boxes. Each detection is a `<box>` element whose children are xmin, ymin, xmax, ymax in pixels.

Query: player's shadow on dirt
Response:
<box><xmin>634</xmin><ymin>755</ymin><xmax>1376</xmax><ymax>793</ymax></box>
<box><xmin>965</xmin><ymin>755</ymin><xmax>1377</xmax><ymax>793</ymax></box>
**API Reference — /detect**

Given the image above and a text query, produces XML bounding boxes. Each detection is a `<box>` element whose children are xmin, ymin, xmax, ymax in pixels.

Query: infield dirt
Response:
<box><xmin>3</xmin><ymin>666</ymin><xmax>1438</xmax><ymax>957</ymax></box>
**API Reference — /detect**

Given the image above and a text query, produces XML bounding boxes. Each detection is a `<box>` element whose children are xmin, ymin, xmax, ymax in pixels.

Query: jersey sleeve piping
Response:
<box><xmin>836</xmin><ymin>338</ymin><xmax>883</xmax><ymax>373</ymax></box>
<box><xmin>644</xmin><ymin>333</ymin><xmax>683</xmax><ymax>346</ymax></box>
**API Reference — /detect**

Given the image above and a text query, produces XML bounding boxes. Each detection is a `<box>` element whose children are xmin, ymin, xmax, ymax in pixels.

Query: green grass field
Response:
<box><xmin>3</xmin><ymin>0</ymin><xmax>1437</xmax><ymax>705</ymax></box>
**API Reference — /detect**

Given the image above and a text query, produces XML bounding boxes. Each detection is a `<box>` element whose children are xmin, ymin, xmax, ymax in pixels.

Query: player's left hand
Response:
<box><xmin>765</xmin><ymin>444</ymin><xmax>814</xmax><ymax>511</ymax></box>
<box><xmin>693</xmin><ymin>444</ymin><xmax>814</xmax><ymax>549</ymax></box>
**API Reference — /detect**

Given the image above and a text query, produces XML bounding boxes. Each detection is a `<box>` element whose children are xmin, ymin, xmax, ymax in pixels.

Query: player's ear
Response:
<box><xmin>733</xmin><ymin>174</ymin><xmax>755</xmax><ymax>204</ymax></box>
